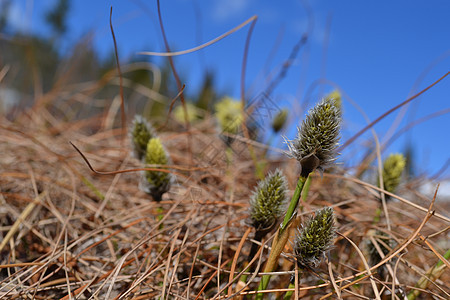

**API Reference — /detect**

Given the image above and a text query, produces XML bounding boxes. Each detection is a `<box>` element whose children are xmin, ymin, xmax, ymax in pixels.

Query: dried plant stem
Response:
<box><xmin>0</xmin><ymin>192</ymin><xmax>45</xmax><ymax>252</ymax></box>
<box><xmin>109</xmin><ymin>7</ymin><xmax>126</xmax><ymax>136</ymax></box>
<box><xmin>236</xmin><ymin>230</ymin><xmax>267</xmax><ymax>294</ymax></box>
<box><xmin>256</xmin><ymin>175</ymin><xmax>308</xmax><ymax>299</ymax></box>
<box><xmin>407</xmin><ymin>249</ymin><xmax>450</xmax><ymax>300</ymax></box>
<box><xmin>138</xmin><ymin>16</ymin><xmax>257</xmax><ymax>57</ymax></box>
<box><xmin>227</xmin><ymin>227</ymin><xmax>252</xmax><ymax>297</ymax></box>
<box><xmin>239</xmin><ymin>17</ymin><xmax>260</xmax><ymax>179</ymax></box>
<box><xmin>340</xmin><ymin>71</ymin><xmax>450</xmax><ymax>150</ymax></box>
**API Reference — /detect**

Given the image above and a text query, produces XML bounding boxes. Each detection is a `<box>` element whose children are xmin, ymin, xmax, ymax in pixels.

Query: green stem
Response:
<box><xmin>407</xmin><ymin>248</ymin><xmax>450</xmax><ymax>300</ymax></box>
<box><xmin>238</xmin><ymin>271</ymin><xmax>248</xmax><ymax>290</ymax></box>
<box><xmin>80</xmin><ymin>175</ymin><xmax>105</xmax><ymax>200</ymax></box>
<box><xmin>282</xmin><ymin>267</ymin><xmax>302</xmax><ymax>299</ymax></box>
<box><xmin>157</xmin><ymin>206</ymin><xmax>164</xmax><ymax>230</ymax></box>
<box><xmin>262</xmin><ymin>133</ymin><xmax>276</xmax><ymax>158</ymax></box>
<box><xmin>281</xmin><ymin>175</ymin><xmax>308</xmax><ymax>230</ymax></box>
<box><xmin>226</xmin><ymin>147</ymin><xmax>233</xmax><ymax>166</ymax></box>
<box><xmin>256</xmin><ymin>175</ymin><xmax>309</xmax><ymax>299</ymax></box>
<box><xmin>256</xmin><ymin>226</ymin><xmax>292</xmax><ymax>299</ymax></box>
<box><xmin>283</xmin><ymin>283</ymin><xmax>295</xmax><ymax>300</ymax></box>
<box><xmin>372</xmin><ymin>207</ymin><xmax>382</xmax><ymax>224</ymax></box>
<box><xmin>301</xmin><ymin>176</ymin><xmax>312</xmax><ymax>205</ymax></box>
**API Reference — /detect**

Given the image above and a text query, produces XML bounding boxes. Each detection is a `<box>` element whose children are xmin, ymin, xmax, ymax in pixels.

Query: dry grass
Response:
<box><xmin>0</xmin><ymin>104</ymin><xmax>449</xmax><ymax>300</ymax></box>
<box><xmin>1</xmin><ymin>2</ymin><xmax>448</xmax><ymax>298</ymax></box>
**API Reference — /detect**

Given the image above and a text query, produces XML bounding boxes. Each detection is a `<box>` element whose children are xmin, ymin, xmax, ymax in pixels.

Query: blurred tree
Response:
<box><xmin>0</xmin><ymin>35</ymin><xmax>59</xmax><ymax>94</ymax></box>
<box><xmin>0</xmin><ymin>0</ymin><xmax>225</xmax><ymax>126</ymax></box>
<box><xmin>45</xmin><ymin>0</ymin><xmax>70</xmax><ymax>38</ymax></box>
<box><xmin>403</xmin><ymin>140</ymin><xmax>415</xmax><ymax>179</ymax></box>
<box><xmin>196</xmin><ymin>71</ymin><xmax>217</xmax><ymax>112</ymax></box>
<box><xmin>57</xmin><ymin>37</ymin><xmax>100</xmax><ymax>84</ymax></box>
<box><xmin>0</xmin><ymin>0</ymin><xmax>12</xmax><ymax>32</ymax></box>
<box><xmin>0</xmin><ymin>0</ymin><xmax>72</xmax><ymax>95</ymax></box>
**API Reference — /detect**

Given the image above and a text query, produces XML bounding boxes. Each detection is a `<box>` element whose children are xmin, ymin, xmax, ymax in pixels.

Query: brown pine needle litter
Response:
<box><xmin>1</xmin><ymin>106</ymin><xmax>449</xmax><ymax>299</ymax></box>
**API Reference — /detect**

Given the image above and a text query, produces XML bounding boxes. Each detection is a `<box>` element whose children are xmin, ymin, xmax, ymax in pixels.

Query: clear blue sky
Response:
<box><xmin>6</xmin><ymin>0</ymin><xmax>450</xmax><ymax>179</ymax></box>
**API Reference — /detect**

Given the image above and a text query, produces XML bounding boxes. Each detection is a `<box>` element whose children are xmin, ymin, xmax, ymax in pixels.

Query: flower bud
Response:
<box><xmin>381</xmin><ymin>153</ymin><xmax>406</xmax><ymax>194</ymax></box>
<box><xmin>294</xmin><ymin>207</ymin><xmax>336</xmax><ymax>268</ymax></box>
<box><xmin>141</xmin><ymin>138</ymin><xmax>172</xmax><ymax>202</ymax></box>
<box><xmin>286</xmin><ymin>98</ymin><xmax>341</xmax><ymax>177</ymax></box>
<box><xmin>215</xmin><ymin>96</ymin><xmax>243</xmax><ymax>135</ymax></box>
<box><xmin>272</xmin><ymin>109</ymin><xmax>289</xmax><ymax>133</ymax></box>
<box><xmin>130</xmin><ymin>115</ymin><xmax>155</xmax><ymax>160</ymax></box>
<box><xmin>249</xmin><ymin>169</ymin><xmax>288</xmax><ymax>233</ymax></box>
<box><xmin>174</xmin><ymin>102</ymin><xmax>201</xmax><ymax>123</ymax></box>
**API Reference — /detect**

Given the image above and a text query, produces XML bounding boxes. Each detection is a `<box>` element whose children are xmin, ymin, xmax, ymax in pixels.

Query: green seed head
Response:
<box><xmin>294</xmin><ymin>207</ymin><xmax>336</xmax><ymax>268</ymax></box>
<box><xmin>130</xmin><ymin>115</ymin><xmax>155</xmax><ymax>160</ymax></box>
<box><xmin>272</xmin><ymin>109</ymin><xmax>289</xmax><ymax>133</ymax></box>
<box><xmin>215</xmin><ymin>96</ymin><xmax>244</xmax><ymax>135</ymax></box>
<box><xmin>249</xmin><ymin>169</ymin><xmax>288</xmax><ymax>232</ymax></box>
<box><xmin>286</xmin><ymin>98</ymin><xmax>341</xmax><ymax>177</ymax></box>
<box><xmin>381</xmin><ymin>153</ymin><xmax>406</xmax><ymax>194</ymax></box>
<box><xmin>141</xmin><ymin>138</ymin><xmax>172</xmax><ymax>202</ymax></box>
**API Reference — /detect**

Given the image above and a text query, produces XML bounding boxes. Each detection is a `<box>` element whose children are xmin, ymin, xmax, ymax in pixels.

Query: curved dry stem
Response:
<box><xmin>138</xmin><ymin>16</ymin><xmax>257</xmax><ymax>57</ymax></box>
<box><xmin>340</xmin><ymin>71</ymin><xmax>450</xmax><ymax>150</ymax></box>
<box><xmin>323</xmin><ymin>173</ymin><xmax>449</xmax><ymax>223</ymax></box>
<box><xmin>109</xmin><ymin>7</ymin><xmax>126</xmax><ymax>135</ymax></box>
<box><xmin>227</xmin><ymin>227</ymin><xmax>252</xmax><ymax>297</ymax></box>
<box><xmin>337</xmin><ymin>232</ymin><xmax>381</xmax><ymax>300</ymax></box>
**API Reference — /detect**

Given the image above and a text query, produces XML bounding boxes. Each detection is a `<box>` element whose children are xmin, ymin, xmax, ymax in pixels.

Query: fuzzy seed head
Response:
<box><xmin>286</xmin><ymin>98</ymin><xmax>341</xmax><ymax>176</ymax></box>
<box><xmin>249</xmin><ymin>169</ymin><xmax>288</xmax><ymax>231</ymax></box>
<box><xmin>130</xmin><ymin>115</ymin><xmax>155</xmax><ymax>160</ymax></box>
<box><xmin>215</xmin><ymin>97</ymin><xmax>244</xmax><ymax>134</ymax></box>
<box><xmin>272</xmin><ymin>109</ymin><xmax>289</xmax><ymax>133</ymax></box>
<box><xmin>294</xmin><ymin>207</ymin><xmax>336</xmax><ymax>268</ymax></box>
<box><xmin>141</xmin><ymin>138</ymin><xmax>172</xmax><ymax>202</ymax></box>
<box><xmin>381</xmin><ymin>153</ymin><xmax>406</xmax><ymax>194</ymax></box>
<box><xmin>174</xmin><ymin>102</ymin><xmax>202</xmax><ymax>124</ymax></box>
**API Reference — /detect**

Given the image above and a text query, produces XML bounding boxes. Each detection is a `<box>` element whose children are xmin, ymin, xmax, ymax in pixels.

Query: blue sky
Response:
<box><xmin>5</xmin><ymin>0</ymin><xmax>450</xmax><ymax>179</ymax></box>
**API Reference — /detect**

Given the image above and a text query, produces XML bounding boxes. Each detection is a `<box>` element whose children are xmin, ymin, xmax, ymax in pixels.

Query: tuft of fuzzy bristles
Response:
<box><xmin>215</xmin><ymin>96</ymin><xmax>244</xmax><ymax>135</ymax></box>
<box><xmin>286</xmin><ymin>98</ymin><xmax>341</xmax><ymax>176</ymax></box>
<box><xmin>140</xmin><ymin>137</ymin><xmax>172</xmax><ymax>202</ymax></box>
<box><xmin>381</xmin><ymin>153</ymin><xmax>406</xmax><ymax>194</ymax></box>
<box><xmin>249</xmin><ymin>169</ymin><xmax>288</xmax><ymax>231</ymax></box>
<box><xmin>174</xmin><ymin>102</ymin><xmax>202</xmax><ymax>124</ymax></box>
<box><xmin>294</xmin><ymin>207</ymin><xmax>336</xmax><ymax>268</ymax></box>
<box><xmin>130</xmin><ymin>115</ymin><xmax>156</xmax><ymax>160</ymax></box>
